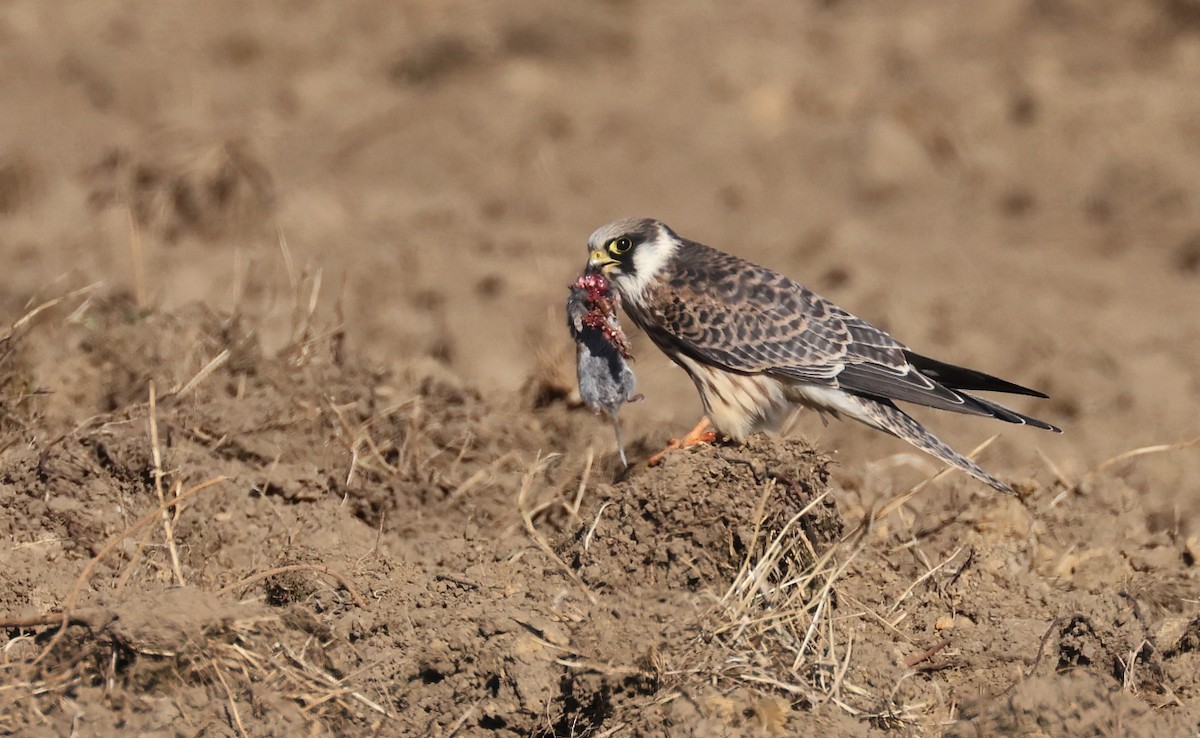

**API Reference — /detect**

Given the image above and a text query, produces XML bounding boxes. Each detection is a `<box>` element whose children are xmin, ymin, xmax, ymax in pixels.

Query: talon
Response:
<box><xmin>646</xmin><ymin>437</ymin><xmax>683</xmax><ymax>467</ymax></box>
<box><xmin>678</xmin><ymin>417</ymin><xmax>715</xmax><ymax>448</ymax></box>
<box><xmin>645</xmin><ymin>418</ymin><xmax>713</xmax><ymax>466</ymax></box>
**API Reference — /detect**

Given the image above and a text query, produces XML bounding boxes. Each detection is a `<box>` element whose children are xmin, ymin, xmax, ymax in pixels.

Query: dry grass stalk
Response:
<box><xmin>2</xmin><ymin>284</ymin><xmax>100</xmax><ymax>344</ymax></box>
<box><xmin>839</xmin><ymin>435</ymin><xmax>999</xmax><ymax>549</ymax></box>
<box><xmin>112</xmin><ymin>523</ymin><xmax>159</xmax><ymax>594</ymax></box>
<box><xmin>210</xmin><ymin>635</ymin><xmax>389</xmax><ymax>722</ymax></box>
<box><xmin>277</xmin><ymin>226</ymin><xmax>298</xmax><ymax>288</ymax></box>
<box><xmin>567</xmin><ymin>447</ymin><xmax>595</xmax><ymax>522</ymax></box>
<box><xmin>8</xmin><ymin>611</ymin><xmax>391</xmax><ymax>732</ymax></box>
<box><xmin>171</xmin><ymin>348</ymin><xmax>231</xmax><ymax>399</ymax></box>
<box><xmin>700</xmin><ymin>448</ymin><xmax>962</xmax><ymax>726</ymax></box>
<box><xmin>448</xmin><ymin>450</ymin><xmax>518</xmax><ymax>502</ymax></box>
<box><xmin>445</xmin><ymin>698</ymin><xmax>485</xmax><ymax>737</ymax></box>
<box><xmin>582</xmin><ymin>501</ymin><xmax>612</xmax><ymax>551</ymax></box>
<box><xmin>517</xmin><ymin>452</ymin><xmax>598</xmax><ymax>605</ymax></box>
<box><xmin>1036</xmin><ymin>447</ymin><xmax>1073</xmax><ymax>488</ymax></box>
<box><xmin>0</xmin><ymin>609</ymin><xmax>113</xmax><ymax>630</ymax></box>
<box><xmin>323</xmin><ymin>396</ymin><xmax>401</xmax><ymax>484</ymax></box>
<box><xmin>705</xmin><ymin>476</ymin><xmax>881</xmax><ymax>716</ymax></box>
<box><xmin>884</xmin><ymin>546</ymin><xmax>965</xmax><ymax>617</ymax></box>
<box><xmin>1092</xmin><ymin>436</ymin><xmax>1200</xmax><ymax>475</ymax></box>
<box><xmin>147</xmin><ymin>381</ymin><xmax>186</xmax><ymax>587</ymax></box>
<box><xmin>286</xmin><ymin>265</ymin><xmax>325</xmax><ymax>362</ymax></box>
<box><xmin>207</xmin><ymin>655</ymin><xmax>250</xmax><ymax>738</ymax></box>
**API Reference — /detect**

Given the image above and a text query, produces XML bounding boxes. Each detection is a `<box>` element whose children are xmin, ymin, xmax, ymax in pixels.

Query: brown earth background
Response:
<box><xmin>2</xmin><ymin>1</ymin><xmax>1199</xmax><ymax>736</ymax></box>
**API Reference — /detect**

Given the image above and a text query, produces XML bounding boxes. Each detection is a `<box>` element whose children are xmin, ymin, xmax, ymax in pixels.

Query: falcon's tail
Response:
<box><xmin>843</xmin><ymin>394</ymin><xmax>1014</xmax><ymax>493</ymax></box>
<box><xmin>903</xmin><ymin>351</ymin><xmax>1048</xmax><ymax>398</ymax></box>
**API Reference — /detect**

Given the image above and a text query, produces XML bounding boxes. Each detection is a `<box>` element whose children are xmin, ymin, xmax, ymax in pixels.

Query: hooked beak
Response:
<box><xmin>587</xmin><ymin>249</ymin><xmax>618</xmax><ymax>275</ymax></box>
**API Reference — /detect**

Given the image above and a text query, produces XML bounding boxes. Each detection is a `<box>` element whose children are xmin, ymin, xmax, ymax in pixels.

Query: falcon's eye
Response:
<box><xmin>609</xmin><ymin>237</ymin><xmax>633</xmax><ymax>255</ymax></box>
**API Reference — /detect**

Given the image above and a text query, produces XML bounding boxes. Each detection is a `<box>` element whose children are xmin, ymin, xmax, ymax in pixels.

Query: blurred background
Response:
<box><xmin>1</xmin><ymin>0</ymin><xmax>1197</xmax><ymax>498</ymax></box>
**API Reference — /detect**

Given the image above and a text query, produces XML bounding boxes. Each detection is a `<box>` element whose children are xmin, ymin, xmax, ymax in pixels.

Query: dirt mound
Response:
<box><xmin>567</xmin><ymin>435</ymin><xmax>841</xmax><ymax>592</ymax></box>
<box><xmin>0</xmin><ymin>298</ymin><xmax>866</xmax><ymax>736</ymax></box>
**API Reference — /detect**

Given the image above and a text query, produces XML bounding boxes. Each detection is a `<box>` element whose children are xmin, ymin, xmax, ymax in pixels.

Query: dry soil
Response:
<box><xmin>1</xmin><ymin>2</ymin><xmax>1198</xmax><ymax>736</ymax></box>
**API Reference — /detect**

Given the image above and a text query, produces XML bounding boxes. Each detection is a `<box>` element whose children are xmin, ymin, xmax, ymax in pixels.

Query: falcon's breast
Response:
<box><xmin>666</xmin><ymin>349</ymin><xmax>795</xmax><ymax>440</ymax></box>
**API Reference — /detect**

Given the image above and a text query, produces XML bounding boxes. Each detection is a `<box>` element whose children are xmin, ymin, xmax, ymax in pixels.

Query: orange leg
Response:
<box><xmin>646</xmin><ymin>417</ymin><xmax>717</xmax><ymax>466</ymax></box>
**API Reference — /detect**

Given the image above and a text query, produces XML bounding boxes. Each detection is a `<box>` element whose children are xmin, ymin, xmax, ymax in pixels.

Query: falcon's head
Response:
<box><xmin>586</xmin><ymin>217</ymin><xmax>679</xmax><ymax>307</ymax></box>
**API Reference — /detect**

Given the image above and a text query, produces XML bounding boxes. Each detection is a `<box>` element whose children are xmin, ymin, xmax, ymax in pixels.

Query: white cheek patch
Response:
<box><xmin>617</xmin><ymin>227</ymin><xmax>677</xmax><ymax>307</ymax></box>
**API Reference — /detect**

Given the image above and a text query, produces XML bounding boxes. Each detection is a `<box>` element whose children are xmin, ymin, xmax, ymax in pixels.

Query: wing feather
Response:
<box><xmin>903</xmin><ymin>351</ymin><xmax>1049</xmax><ymax>398</ymax></box>
<box><xmin>628</xmin><ymin>238</ymin><xmax>1057</xmax><ymax>431</ymax></box>
<box><xmin>639</xmin><ymin>239</ymin><xmax>909</xmax><ymax>380</ymax></box>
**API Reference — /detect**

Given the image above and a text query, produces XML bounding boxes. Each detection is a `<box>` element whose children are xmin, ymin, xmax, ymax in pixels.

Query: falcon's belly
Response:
<box><xmin>671</xmin><ymin>352</ymin><xmax>795</xmax><ymax>440</ymax></box>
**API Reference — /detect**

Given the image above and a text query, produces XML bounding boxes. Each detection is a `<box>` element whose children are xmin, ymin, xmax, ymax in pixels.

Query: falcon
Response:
<box><xmin>584</xmin><ymin>217</ymin><xmax>1060</xmax><ymax>492</ymax></box>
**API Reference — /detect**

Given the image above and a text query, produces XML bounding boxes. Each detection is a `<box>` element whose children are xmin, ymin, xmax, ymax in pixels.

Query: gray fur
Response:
<box><xmin>567</xmin><ymin>286</ymin><xmax>639</xmax><ymax>466</ymax></box>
